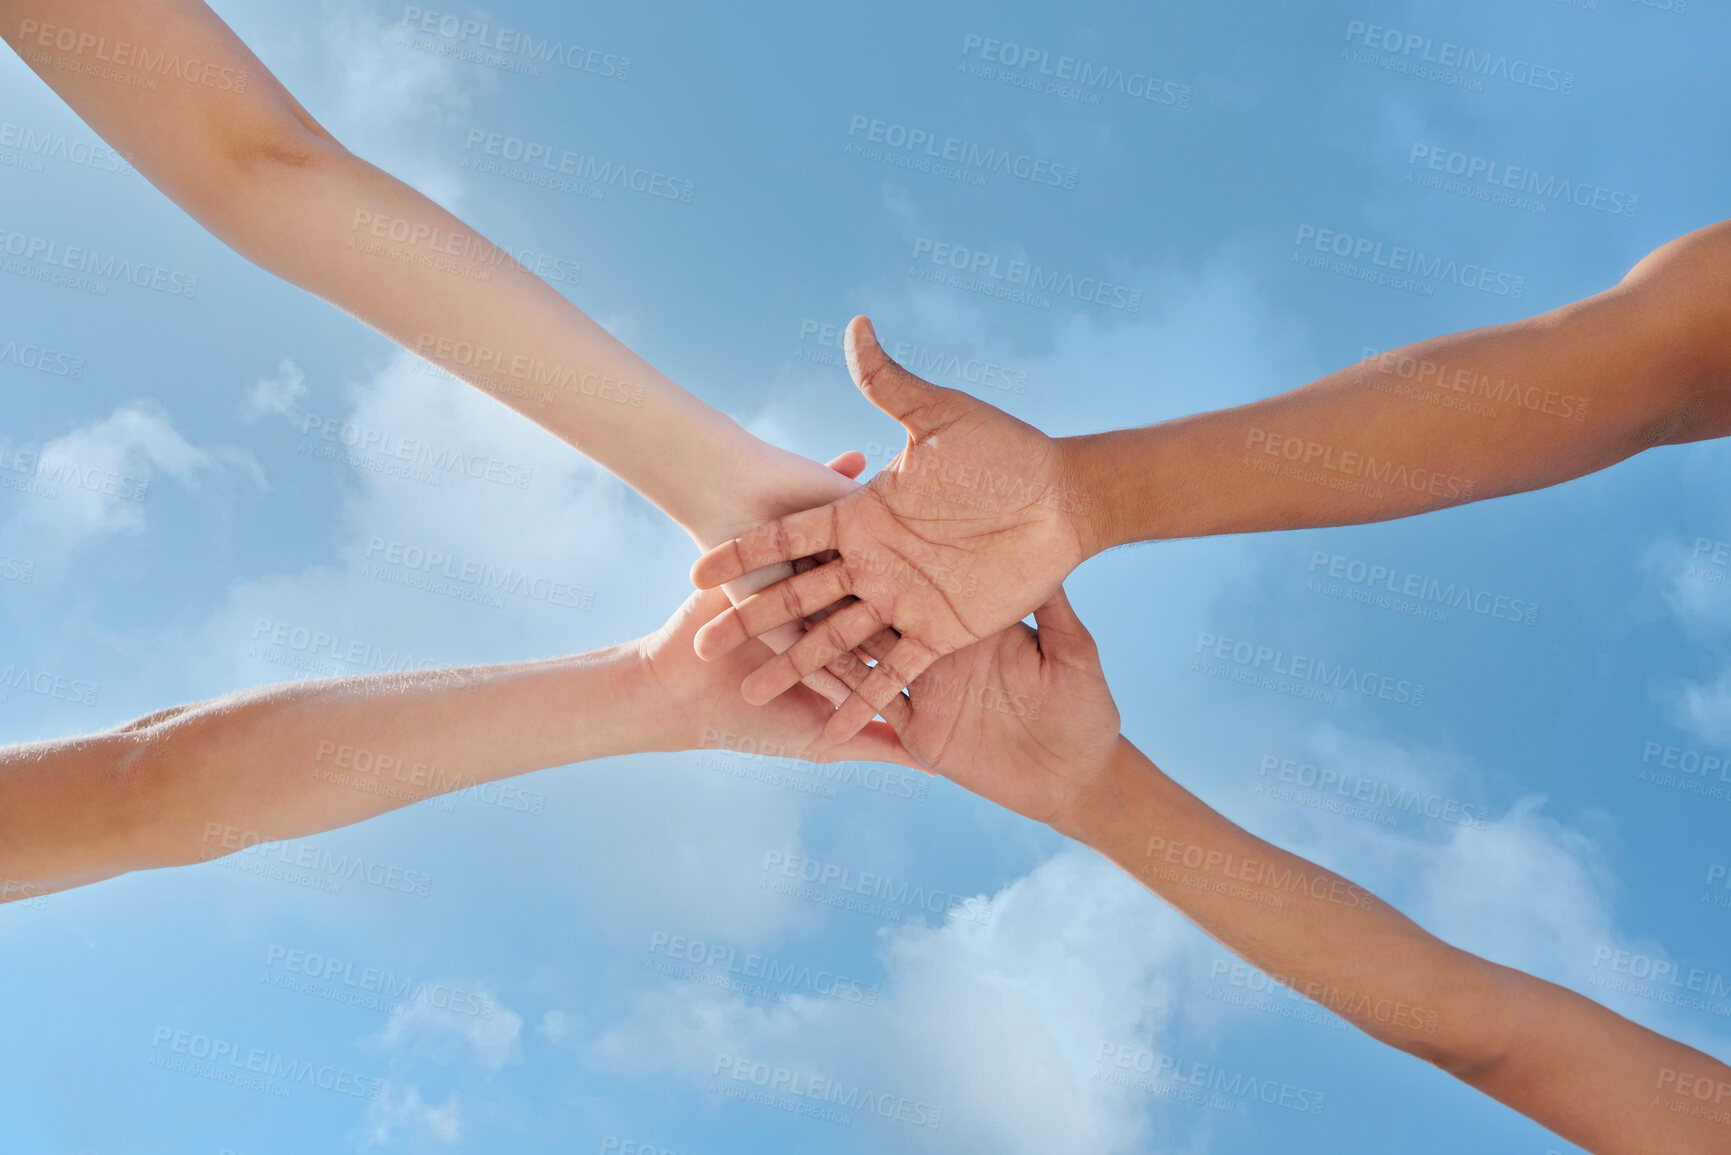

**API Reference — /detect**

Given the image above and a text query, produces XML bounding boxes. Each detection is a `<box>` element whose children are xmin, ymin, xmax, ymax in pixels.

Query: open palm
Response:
<box><xmin>691</xmin><ymin>316</ymin><xmax>1088</xmax><ymax>742</ymax></box>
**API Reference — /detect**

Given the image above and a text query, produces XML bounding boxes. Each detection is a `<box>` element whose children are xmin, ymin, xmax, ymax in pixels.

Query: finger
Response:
<box><xmin>1031</xmin><ymin>585</ymin><xmax>1102</xmax><ymax>668</ymax></box>
<box><xmin>855</xmin><ymin>627</ymin><xmax>899</xmax><ymax>664</ymax></box>
<box><xmin>694</xmin><ymin>562</ymin><xmax>853</xmax><ymax>660</ymax></box>
<box><xmin>845</xmin><ymin>315</ymin><xmax>961</xmax><ymax>441</ymax></box>
<box><xmin>824</xmin><ymin>450</ymin><xmax>868</xmax><ymax>480</ymax></box>
<box><xmin>823</xmin><ymin>634</ymin><xmax>940</xmax><ymax>743</ymax></box>
<box><xmin>690</xmin><ymin>505</ymin><xmax>839</xmax><ymax>590</ymax></box>
<box><xmin>823</xmin><ymin>651</ymin><xmax>917</xmax><ymax>754</ymax></box>
<box><xmin>815</xmin><ymin>718</ymin><xmax>919</xmax><ymax>769</ymax></box>
<box><xmin>740</xmin><ymin>599</ymin><xmax>889</xmax><ymax>705</ymax></box>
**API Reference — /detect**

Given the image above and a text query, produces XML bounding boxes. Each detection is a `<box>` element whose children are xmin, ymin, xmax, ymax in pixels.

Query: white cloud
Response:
<box><xmin>373</xmin><ymin>993</ymin><xmax>523</xmax><ymax>1073</ymax></box>
<box><xmin>318</xmin><ymin>2</ymin><xmax>474</xmax><ymax>211</ymax></box>
<box><xmin>356</xmin><ymin>1081</ymin><xmax>463</xmax><ymax>1149</ymax></box>
<box><xmin>243</xmin><ymin>358</ymin><xmax>309</xmax><ymax>422</ymax></box>
<box><xmin>1676</xmin><ymin>669</ymin><xmax>1731</xmax><ymax>745</ymax></box>
<box><xmin>586</xmin><ymin>850</ymin><xmax>1203</xmax><ymax>1155</ymax></box>
<box><xmin>0</xmin><ymin>404</ymin><xmax>245</xmax><ymax>564</ymax></box>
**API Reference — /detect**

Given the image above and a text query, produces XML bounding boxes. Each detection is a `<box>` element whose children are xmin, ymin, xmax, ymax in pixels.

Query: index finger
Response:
<box><xmin>690</xmin><ymin>505</ymin><xmax>840</xmax><ymax>590</ymax></box>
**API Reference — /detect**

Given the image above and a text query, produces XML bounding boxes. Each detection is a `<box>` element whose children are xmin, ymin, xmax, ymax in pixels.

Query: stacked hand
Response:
<box><xmin>690</xmin><ymin>316</ymin><xmax>1091</xmax><ymax>741</ymax></box>
<box><xmin>825</xmin><ymin>587</ymin><xmax>1121</xmax><ymax>829</ymax></box>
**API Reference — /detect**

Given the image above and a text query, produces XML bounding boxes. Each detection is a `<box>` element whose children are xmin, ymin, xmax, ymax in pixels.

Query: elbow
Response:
<box><xmin>105</xmin><ymin>729</ymin><xmax>189</xmax><ymax>872</ymax></box>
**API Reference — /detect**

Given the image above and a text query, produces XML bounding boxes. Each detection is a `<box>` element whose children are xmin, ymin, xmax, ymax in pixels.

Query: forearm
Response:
<box><xmin>1064</xmin><ymin>738</ymin><xmax>1731</xmax><ymax>1155</ymax></box>
<box><xmin>0</xmin><ymin>644</ymin><xmax>671</xmax><ymax>895</ymax></box>
<box><xmin>1062</xmin><ymin>223</ymin><xmax>1731</xmax><ymax>555</ymax></box>
<box><xmin>1062</xmin><ymin>737</ymin><xmax>1501</xmax><ymax>1066</ymax></box>
<box><xmin>0</xmin><ymin>0</ymin><xmax>789</xmax><ymax>544</ymax></box>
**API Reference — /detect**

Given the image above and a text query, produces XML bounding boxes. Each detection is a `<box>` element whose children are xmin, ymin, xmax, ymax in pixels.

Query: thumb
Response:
<box><xmin>1031</xmin><ymin>586</ymin><xmax>1102</xmax><ymax>671</ymax></box>
<box><xmin>844</xmin><ymin>315</ymin><xmax>955</xmax><ymax>440</ymax></box>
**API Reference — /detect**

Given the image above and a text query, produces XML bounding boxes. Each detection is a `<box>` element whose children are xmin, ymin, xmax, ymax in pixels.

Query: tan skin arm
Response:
<box><xmin>691</xmin><ymin>223</ymin><xmax>1731</xmax><ymax>740</ymax></box>
<box><xmin>821</xmin><ymin>593</ymin><xmax>1731</xmax><ymax>1155</ymax></box>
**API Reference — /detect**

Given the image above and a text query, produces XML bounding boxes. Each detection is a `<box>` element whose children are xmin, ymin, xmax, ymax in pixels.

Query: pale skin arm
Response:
<box><xmin>1</xmin><ymin>0</ymin><xmax>865</xmax><ymax>695</ymax></box>
<box><xmin>0</xmin><ymin>585</ymin><xmax>912</xmax><ymax>904</ymax></box>
<box><xmin>825</xmin><ymin>599</ymin><xmax>1731</xmax><ymax>1155</ymax></box>
<box><xmin>693</xmin><ymin>223</ymin><xmax>1731</xmax><ymax>740</ymax></box>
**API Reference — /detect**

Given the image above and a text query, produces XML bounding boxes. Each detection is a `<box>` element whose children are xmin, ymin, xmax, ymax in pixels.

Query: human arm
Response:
<box><xmin>693</xmin><ymin>222</ymin><xmax>1731</xmax><ymax>739</ymax></box>
<box><xmin>1062</xmin><ymin>220</ymin><xmax>1731</xmax><ymax>552</ymax></box>
<box><xmin>831</xmin><ymin>597</ymin><xmax>1731</xmax><ymax>1155</ymax></box>
<box><xmin>0</xmin><ymin>585</ymin><xmax>911</xmax><ymax>903</ymax></box>
<box><xmin>0</xmin><ymin>0</ymin><xmax>852</xmax><ymax>549</ymax></box>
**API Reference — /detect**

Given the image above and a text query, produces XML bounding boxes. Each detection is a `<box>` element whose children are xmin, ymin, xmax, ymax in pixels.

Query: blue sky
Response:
<box><xmin>2</xmin><ymin>0</ymin><xmax>1729</xmax><ymax>1152</ymax></box>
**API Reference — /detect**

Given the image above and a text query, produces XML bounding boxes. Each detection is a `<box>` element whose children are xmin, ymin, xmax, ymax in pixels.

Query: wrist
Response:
<box><xmin>1056</xmin><ymin>434</ymin><xmax>1123</xmax><ymax>560</ymax></box>
<box><xmin>1049</xmin><ymin>735</ymin><xmax>1150</xmax><ymax>844</ymax></box>
<box><xmin>588</xmin><ymin>641</ymin><xmax>690</xmax><ymax>756</ymax></box>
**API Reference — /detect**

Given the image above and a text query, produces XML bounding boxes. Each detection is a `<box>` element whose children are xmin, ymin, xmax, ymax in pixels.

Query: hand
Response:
<box><xmin>694</xmin><ymin>446</ymin><xmax>871</xmax><ymax>709</ymax></box>
<box><xmin>690</xmin><ymin>316</ymin><xmax>1090</xmax><ymax>742</ymax></box>
<box><xmin>633</xmin><ymin>585</ymin><xmax>917</xmax><ymax>769</ymax></box>
<box><xmin>827</xmin><ymin>588</ymin><xmax>1119</xmax><ymax>828</ymax></box>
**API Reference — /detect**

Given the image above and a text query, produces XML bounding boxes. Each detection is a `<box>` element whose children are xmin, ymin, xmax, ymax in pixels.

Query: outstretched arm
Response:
<box><xmin>830</xmin><ymin>598</ymin><xmax>1731</xmax><ymax>1155</ymax></box>
<box><xmin>1066</xmin><ymin>738</ymin><xmax>1730</xmax><ymax>1155</ymax></box>
<box><xmin>1063</xmin><ymin>221</ymin><xmax>1731</xmax><ymax>552</ymax></box>
<box><xmin>0</xmin><ymin>0</ymin><xmax>848</xmax><ymax>549</ymax></box>
<box><xmin>0</xmin><ymin>585</ymin><xmax>910</xmax><ymax>904</ymax></box>
<box><xmin>694</xmin><ymin>222</ymin><xmax>1731</xmax><ymax>739</ymax></box>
